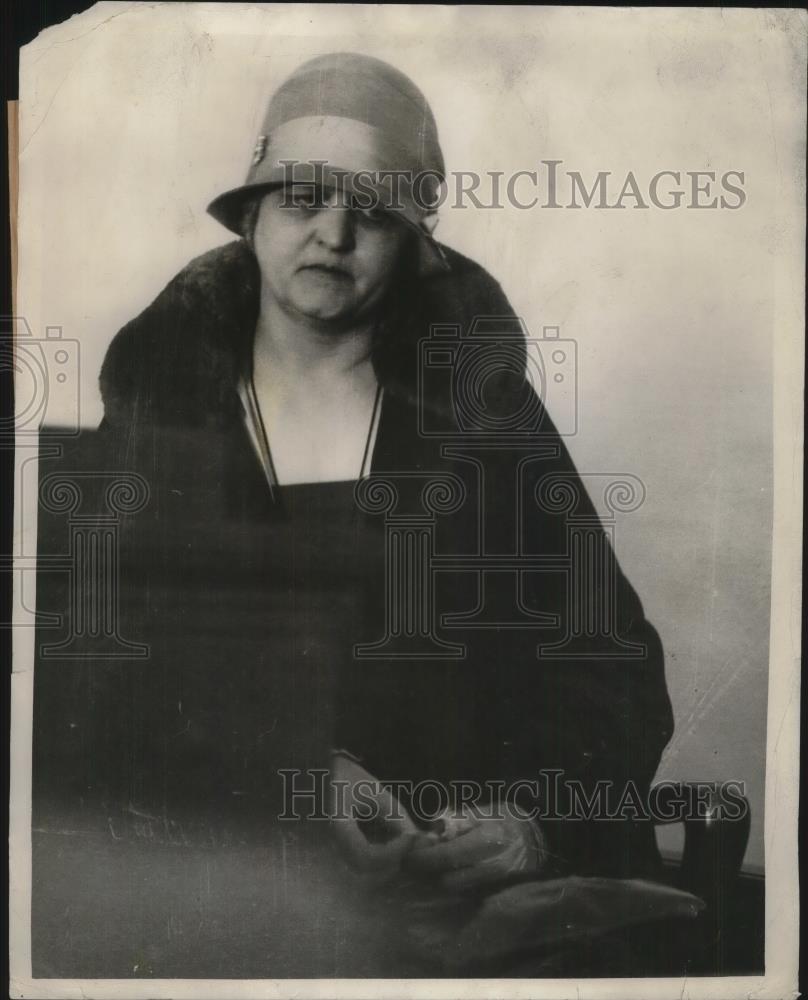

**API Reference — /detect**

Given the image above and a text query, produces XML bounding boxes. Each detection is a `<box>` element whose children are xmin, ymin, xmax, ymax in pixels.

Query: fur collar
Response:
<box><xmin>99</xmin><ymin>239</ymin><xmax>523</xmax><ymax>429</ymax></box>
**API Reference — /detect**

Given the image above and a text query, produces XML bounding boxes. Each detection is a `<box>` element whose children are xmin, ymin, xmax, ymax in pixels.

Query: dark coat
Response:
<box><xmin>93</xmin><ymin>238</ymin><xmax>674</xmax><ymax>878</ymax></box>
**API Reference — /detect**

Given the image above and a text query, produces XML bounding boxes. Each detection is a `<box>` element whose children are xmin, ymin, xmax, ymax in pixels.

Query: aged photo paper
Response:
<box><xmin>8</xmin><ymin>3</ymin><xmax>804</xmax><ymax>998</ymax></box>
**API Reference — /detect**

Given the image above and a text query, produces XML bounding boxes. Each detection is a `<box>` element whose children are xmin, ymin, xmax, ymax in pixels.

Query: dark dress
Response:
<box><xmin>31</xmin><ymin>238</ymin><xmax>681</xmax><ymax>976</ymax></box>
<box><xmin>33</xmin><ymin>452</ymin><xmax>442</xmax><ymax>977</ymax></box>
<box><xmin>31</xmin><ymin>402</ymin><xmax>682</xmax><ymax>978</ymax></box>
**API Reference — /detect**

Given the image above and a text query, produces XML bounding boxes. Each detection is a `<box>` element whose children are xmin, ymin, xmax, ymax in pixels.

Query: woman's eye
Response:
<box><xmin>294</xmin><ymin>197</ymin><xmax>321</xmax><ymax>210</ymax></box>
<box><xmin>289</xmin><ymin>190</ymin><xmax>325</xmax><ymax>210</ymax></box>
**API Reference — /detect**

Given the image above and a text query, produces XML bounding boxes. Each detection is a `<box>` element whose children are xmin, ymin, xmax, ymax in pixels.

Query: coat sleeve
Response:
<box><xmin>337</xmin><ymin>257</ymin><xmax>674</xmax><ymax>877</ymax></box>
<box><xmin>333</xmin><ymin>395</ymin><xmax>674</xmax><ymax>879</ymax></box>
<box><xmin>483</xmin><ymin>405</ymin><xmax>674</xmax><ymax>877</ymax></box>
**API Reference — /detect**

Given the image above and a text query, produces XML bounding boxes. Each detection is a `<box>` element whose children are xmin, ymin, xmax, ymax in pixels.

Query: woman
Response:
<box><xmin>96</xmin><ymin>52</ymin><xmax>677</xmax><ymax>972</ymax></box>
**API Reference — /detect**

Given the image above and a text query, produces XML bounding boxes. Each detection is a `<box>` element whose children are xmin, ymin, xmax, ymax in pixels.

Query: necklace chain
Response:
<box><xmin>239</xmin><ymin>375</ymin><xmax>383</xmax><ymax>501</ymax></box>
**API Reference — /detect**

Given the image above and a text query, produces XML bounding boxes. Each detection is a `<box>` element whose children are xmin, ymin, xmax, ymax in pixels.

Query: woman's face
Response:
<box><xmin>251</xmin><ymin>185</ymin><xmax>410</xmax><ymax>327</ymax></box>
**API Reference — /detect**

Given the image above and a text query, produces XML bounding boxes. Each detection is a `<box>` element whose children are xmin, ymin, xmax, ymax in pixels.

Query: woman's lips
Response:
<box><xmin>298</xmin><ymin>264</ymin><xmax>352</xmax><ymax>279</ymax></box>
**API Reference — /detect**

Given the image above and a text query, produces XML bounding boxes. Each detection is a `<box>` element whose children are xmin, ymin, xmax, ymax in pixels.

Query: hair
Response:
<box><xmin>239</xmin><ymin>194</ymin><xmax>263</xmax><ymax>246</ymax></box>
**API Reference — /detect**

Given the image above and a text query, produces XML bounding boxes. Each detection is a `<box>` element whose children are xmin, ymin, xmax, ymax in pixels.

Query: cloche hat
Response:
<box><xmin>207</xmin><ymin>52</ymin><xmax>450</xmax><ymax>276</ymax></box>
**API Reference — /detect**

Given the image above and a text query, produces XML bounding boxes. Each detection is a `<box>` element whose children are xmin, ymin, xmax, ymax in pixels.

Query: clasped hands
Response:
<box><xmin>330</xmin><ymin>752</ymin><xmax>546</xmax><ymax>892</ymax></box>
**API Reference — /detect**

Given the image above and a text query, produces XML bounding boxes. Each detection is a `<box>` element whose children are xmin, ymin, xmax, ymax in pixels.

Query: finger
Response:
<box><xmin>333</xmin><ymin>819</ymin><xmax>417</xmax><ymax>872</ymax></box>
<box><xmin>439</xmin><ymin>837</ymin><xmax>527</xmax><ymax>892</ymax></box>
<box><xmin>405</xmin><ymin>824</ymin><xmax>503</xmax><ymax>873</ymax></box>
<box><xmin>440</xmin><ymin>862</ymin><xmax>503</xmax><ymax>893</ymax></box>
<box><xmin>369</xmin><ymin>785</ymin><xmax>418</xmax><ymax>834</ymax></box>
<box><xmin>330</xmin><ymin>755</ymin><xmax>417</xmax><ymax>835</ymax></box>
<box><xmin>428</xmin><ymin>807</ymin><xmax>480</xmax><ymax>840</ymax></box>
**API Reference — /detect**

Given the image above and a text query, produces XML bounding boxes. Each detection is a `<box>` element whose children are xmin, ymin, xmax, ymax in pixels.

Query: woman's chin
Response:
<box><xmin>291</xmin><ymin>297</ymin><xmax>364</xmax><ymax>327</ymax></box>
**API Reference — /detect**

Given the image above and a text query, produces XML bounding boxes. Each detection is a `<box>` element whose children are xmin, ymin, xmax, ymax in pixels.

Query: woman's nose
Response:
<box><xmin>314</xmin><ymin>201</ymin><xmax>355</xmax><ymax>252</ymax></box>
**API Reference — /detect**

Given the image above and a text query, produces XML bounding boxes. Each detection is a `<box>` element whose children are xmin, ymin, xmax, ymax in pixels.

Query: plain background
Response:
<box><xmin>16</xmin><ymin>3</ymin><xmax>807</xmax><ymax>871</ymax></box>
